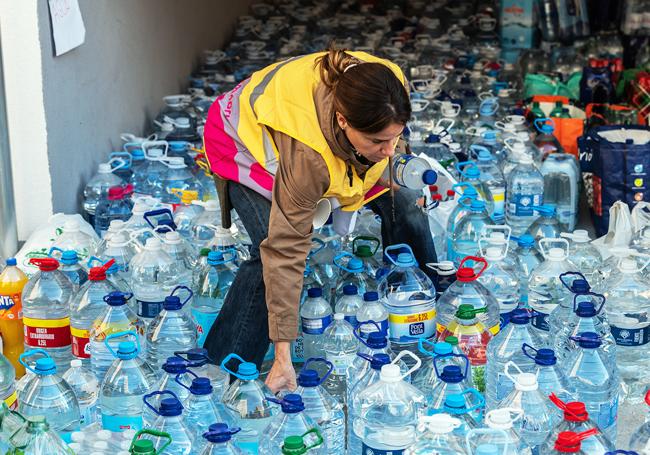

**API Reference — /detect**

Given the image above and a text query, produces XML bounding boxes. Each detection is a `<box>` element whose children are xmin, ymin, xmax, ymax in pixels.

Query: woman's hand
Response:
<box><xmin>265</xmin><ymin>341</ymin><xmax>297</xmax><ymax>394</ymax></box>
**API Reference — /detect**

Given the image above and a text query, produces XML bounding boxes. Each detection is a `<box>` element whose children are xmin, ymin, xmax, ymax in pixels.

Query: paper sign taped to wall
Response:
<box><xmin>48</xmin><ymin>0</ymin><xmax>86</xmax><ymax>56</ymax></box>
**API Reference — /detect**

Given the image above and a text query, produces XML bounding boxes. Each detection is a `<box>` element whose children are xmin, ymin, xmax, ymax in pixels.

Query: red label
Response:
<box><xmin>23</xmin><ymin>318</ymin><xmax>71</xmax><ymax>348</ymax></box>
<box><xmin>71</xmin><ymin>331</ymin><xmax>90</xmax><ymax>358</ymax></box>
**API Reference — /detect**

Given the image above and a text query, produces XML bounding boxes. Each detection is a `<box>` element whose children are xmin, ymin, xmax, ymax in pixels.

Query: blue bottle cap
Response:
<box><xmin>5</xmin><ymin>258</ymin><xmax>16</xmax><ymax>266</ymax></box>
<box><xmin>481</xmin><ymin>131</ymin><xmax>497</xmax><ymax>143</ymax></box>
<box><xmin>477</xmin><ymin>149</ymin><xmax>493</xmax><ymax>161</ymax></box>
<box><xmin>203</xmin><ymin>424</ymin><xmax>240</xmax><ymax>443</ymax></box>
<box><xmin>209</xmin><ymin>422</ymin><xmax>228</xmax><ymax>432</ymax></box>
<box><xmin>463</xmin><ymin>166</ymin><xmax>480</xmax><ymax>179</ymax></box>
<box><xmin>163</xmin><ymin>295</ymin><xmax>182</xmax><ymax>311</ymax></box>
<box><xmin>575</xmin><ymin>301</ymin><xmax>597</xmax><ymax>318</ymax></box>
<box><xmin>366</xmin><ymin>331</ymin><xmax>388</xmax><ymax>349</ymax></box>
<box><xmin>510</xmin><ymin>309</ymin><xmax>531</xmax><ymax>325</ymax></box>
<box><xmin>422</xmin><ymin>169</ymin><xmax>438</xmax><ymax>185</ymax></box>
<box><xmin>577</xmin><ymin>332</ymin><xmax>601</xmax><ymax>349</ymax></box>
<box><xmin>370</xmin><ymin>353</ymin><xmax>391</xmax><ymax>370</ymax></box>
<box><xmin>343</xmin><ymin>284</ymin><xmax>358</xmax><ymax>296</ymax></box>
<box><xmin>34</xmin><ymin>357</ymin><xmax>56</xmax><ymax>375</ymax></box>
<box><xmin>117</xmin><ymin>341</ymin><xmax>138</xmax><ymax>359</ymax></box>
<box><xmin>307</xmin><ymin>288</ymin><xmax>323</xmax><ymax>298</ymax></box>
<box><xmin>476</xmin><ymin>444</ymin><xmax>499</xmax><ymax>455</ymax></box>
<box><xmin>168</xmin><ymin>141</ymin><xmax>189</xmax><ymax>151</ymax></box>
<box><xmin>396</xmin><ymin>253</ymin><xmax>417</xmax><ymax>267</ymax></box>
<box><xmin>189</xmin><ymin>377</ymin><xmax>213</xmax><ymax>395</ymax></box>
<box><xmin>441</xmin><ymin>365</ymin><xmax>464</xmax><ymax>383</ymax></box>
<box><xmin>162</xmin><ymin>357</ymin><xmax>187</xmax><ymax>374</ymax></box>
<box><xmin>433</xmin><ymin>342</ymin><xmax>452</xmax><ymax>356</ymax></box>
<box><xmin>131</xmin><ymin>148</ymin><xmax>145</xmax><ymax>161</ymax></box>
<box><xmin>59</xmin><ymin>250</ymin><xmax>79</xmax><ymax>265</ymax></box>
<box><xmin>185</xmin><ymin>348</ymin><xmax>209</xmax><ymax>367</ymax></box>
<box><xmin>425</xmin><ymin>134</ymin><xmax>440</xmax><ymax>143</ymax></box>
<box><xmin>207</xmin><ymin>250</ymin><xmax>225</xmax><ymax>265</ymax></box>
<box><xmin>297</xmin><ymin>369</ymin><xmax>319</xmax><ymax>387</ymax></box>
<box><xmin>444</xmin><ymin>393</ymin><xmax>466</xmax><ymax>410</ymax></box>
<box><xmin>237</xmin><ymin>361</ymin><xmax>259</xmax><ymax>380</ymax></box>
<box><xmin>470</xmin><ymin>199</ymin><xmax>486</xmax><ymax>211</ymax></box>
<box><xmin>281</xmin><ymin>394</ymin><xmax>305</xmax><ymax>414</ymax></box>
<box><xmin>534</xmin><ymin>348</ymin><xmax>557</xmax><ymax>366</ymax></box>
<box><xmin>348</xmin><ymin>257</ymin><xmax>364</xmax><ymax>272</ymax></box>
<box><xmin>105</xmin><ymin>292</ymin><xmax>128</xmax><ymax>306</ymax></box>
<box><xmin>158</xmin><ymin>397</ymin><xmax>183</xmax><ymax>417</ymax></box>
<box><xmin>458</xmin><ymin>183</ymin><xmax>478</xmax><ymax>197</ymax></box>
<box><xmin>517</xmin><ymin>234</ymin><xmax>535</xmax><ymax>248</ymax></box>
<box><xmin>571</xmin><ymin>279</ymin><xmax>590</xmax><ymax>293</ymax></box>
<box><xmin>363</xmin><ymin>291</ymin><xmax>379</xmax><ymax>302</ymax></box>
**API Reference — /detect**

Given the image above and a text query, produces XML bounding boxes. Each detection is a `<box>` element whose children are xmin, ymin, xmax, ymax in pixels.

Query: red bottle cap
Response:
<box><xmin>88</xmin><ymin>258</ymin><xmax>115</xmax><ymax>281</ymax></box>
<box><xmin>107</xmin><ymin>186</ymin><xmax>124</xmax><ymax>201</ymax></box>
<box><xmin>456</xmin><ymin>256</ymin><xmax>488</xmax><ymax>282</ymax></box>
<box><xmin>554</xmin><ymin>429</ymin><xmax>598</xmax><ymax>453</ymax></box>
<box><xmin>29</xmin><ymin>257</ymin><xmax>59</xmax><ymax>271</ymax></box>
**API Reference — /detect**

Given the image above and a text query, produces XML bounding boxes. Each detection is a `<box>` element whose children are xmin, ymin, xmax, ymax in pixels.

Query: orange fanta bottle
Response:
<box><xmin>0</xmin><ymin>257</ymin><xmax>28</xmax><ymax>377</ymax></box>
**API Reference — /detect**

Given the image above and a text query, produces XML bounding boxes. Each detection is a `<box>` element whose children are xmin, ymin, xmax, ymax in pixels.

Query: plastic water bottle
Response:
<box><xmin>192</xmin><ymin>249</ymin><xmax>237</xmax><ymax>347</ymax></box>
<box><xmin>449</xmin><ymin>199</ymin><xmax>491</xmax><ymax>265</ymax></box>
<box><xmin>629</xmin><ymin>390</ymin><xmax>650</xmax><ymax>453</ymax></box>
<box><xmin>17</xmin><ymin>350</ymin><xmax>81</xmax><ymax>440</ymax></box>
<box><xmin>527</xmin><ymin>239</ymin><xmax>578</xmax><ymax>340</ymax></box>
<box><xmin>0</xmin><ymin>353</ymin><xmax>17</xmax><ymax>413</ymax></box>
<box><xmin>95</xmin><ymin>186</ymin><xmax>134</xmax><ymax>237</ymax></box>
<box><xmin>446</xmin><ymin>183</ymin><xmax>479</xmax><ymax>235</ymax></box>
<box><xmin>455</xmin><ymin>161</ymin><xmax>490</xmax><ymax>207</ymax></box>
<box><xmin>83</xmin><ymin>160</ymin><xmax>126</xmax><ymax>226</ymax></box>
<box><xmin>477</xmin><ymin>246</ymin><xmax>520</xmax><ymax>327</ymax></box>
<box><xmin>99</xmin><ymin>331</ymin><xmax>157</xmax><ymax>432</ymax></box>
<box><xmin>564</xmin><ymin>332</ymin><xmax>619</xmax><ymax>443</ymax></box>
<box><xmin>145</xmin><ymin>286</ymin><xmax>197</xmax><ymax>370</ymax></box>
<box><xmin>498</xmin><ymin>361</ymin><xmax>553</xmax><ymax>451</ymax></box>
<box><xmin>129</xmin><ymin>237</ymin><xmax>177</xmax><ymax>323</ymax></box>
<box><xmin>332</xmin><ymin>253</ymin><xmax>373</xmax><ymax>305</ymax></box>
<box><xmin>352</xmin><ymin>359</ymin><xmax>426</xmax><ymax>453</ymax></box>
<box><xmin>300</xmin><ymin>288</ymin><xmax>333</xmax><ymax>361</ymax></box>
<box><xmin>102</xmin><ymin>231</ymin><xmax>137</xmax><ymax>280</ymax></box>
<box><xmin>379</xmin><ymin>244</ymin><xmax>437</xmax><ymax>358</ymax></box>
<box><xmin>321</xmin><ymin>313</ymin><xmax>358</xmax><ymax>404</ymax></box>
<box><xmin>406</xmin><ymin>413</ymin><xmax>468</xmax><ymax>454</ymax></box>
<box><xmin>89</xmin><ymin>292</ymin><xmax>145</xmax><ymax>382</ymax></box>
<box><xmin>480</xmin><ymin>408</ymin><xmax>531</xmax><ymax>454</ymax></box>
<box><xmin>560</xmin><ymin>230</ymin><xmax>602</xmax><ymax>286</ymax></box>
<box><xmin>48</xmin><ymin>247</ymin><xmax>88</xmax><ymax>292</ymax></box>
<box><xmin>189</xmin><ymin>200</ymin><xmax>222</xmax><ymax>248</ymax></box>
<box><xmin>161</xmin><ymin>157</ymin><xmax>202</xmax><ymax>205</ymax></box>
<box><xmin>505</xmin><ymin>153</ymin><xmax>544</xmax><ymax>236</ymax></box>
<box><xmin>436</xmin><ymin>256</ymin><xmax>500</xmax><ymax>339</ymax></box>
<box><xmin>128</xmin><ymin>429</ymin><xmax>174</xmax><ymax>455</ymax></box>
<box><xmin>160</xmin><ymin>231</ymin><xmax>194</xmax><ymax>287</ymax></box>
<box><xmin>526</xmin><ymin>204</ymin><xmax>562</xmax><ymax>244</ymax></box>
<box><xmin>22</xmin><ymin>258</ymin><xmax>74</xmax><ymax>369</ymax></box>
<box><xmin>334</xmin><ymin>285</ymin><xmax>363</xmax><ymax>327</ymax></box>
<box><xmin>602</xmin><ymin>257</ymin><xmax>650</xmax><ymax>402</ymax></box>
<box><xmin>8</xmin><ymin>415</ymin><xmax>72</xmax><ymax>454</ymax></box>
<box><xmin>62</xmin><ymin>359</ymin><xmax>99</xmax><ymax>428</ymax></box>
<box><xmin>142</xmin><ymin>391</ymin><xmax>192</xmax><ymax>454</ymax></box>
<box><xmin>140</xmin><ymin>144</ymin><xmax>169</xmax><ymax>199</ymax></box>
<box><xmin>473</xmin><ymin>147</ymin><xmax>506</xmax><ymax>223</ymax></box>
<box><xmin>414</xmin><ymin>340</ymin><xmax>467</xmax><ymax>394</ymax></box>
<box><xmin>172</xmin><ymin>189</ymin><xmax>202</xmax><ymax>238</ymax></box>
<box><xmin>199</xmin><ymin>424</ymin><xmax>244</xmax><ymax>455</ymax></box>
<box><xmin>510</xmin><ymin>234</ymin><xmax>543</xmax><ymax>294</ymax></box>
<box><xmin>220</xmin><ymin>353</ymin><xmax>277</xmax><ymax>454</ymax></box>
<box><xmin>51</xmin><ymin>219</ymin><xmax>97</xmax><ymax>262</ymax></box>
<box><xmin>521</xmin><ymin>345</ymin><xmax>573</xmax><ymax>414</ymax></box>
<box><xmin>355</xmin><ymin>291</ymin><xmax>389</xmax><ymax>337</ymax></box>
<box><xmin>485</xmin><ymin>309</ymin><xmax>542</xmax><ymax>409</ymax></box>
<box><xmin>543</xmin><ymin>393</ymin><xmax>615</xmax><ymax>454</ymax></box>
<box><xmin>294</xmin><ymin>358</ymin><xmax>345</xmax><ymax>454</ymax></box>
<box><xmin>260</xmin><ymin>394</ymin><xmax>326</xmax><ymax>454</ymax></box>
<box><xmin>426</xmin><ymin>353</ymin><xmax>480</xmax><ymax>414</ymax></box>
<box><xmin>427</xmin><ymin>261</ymin><xmax>457</xmax><ymax>298</ymax></box>
<box><xmin>547</xmin><ymin>273</ymin><xmax>593</xmax><ymax>345</ymax></box>
<box><xmin>175</xmin><ymin>348</ymin><xmax>229</xmax><ymax>400</ymax></box>
<box><xmin>0</xmin><ymin>400</ymin><xmax>25</xmax><ymax>453</ymax></box>
<box><xmin>204</xmin><ymin>224</ymin><xmax>251</xmax><ymax>267</ymax></box>
<box><xmin>70</xmin><ymin>259</ymin><xmax>118</xmax><ymax>363</ymax></box>
<box><xmin>144</xmin><ymin>356</ymin><xmax>192</xmax><ymax>427</ymax></box>
<box><xmin>383</xmin><ymin>154</ymin><xmax>438</xmax><ymax>189</ymax></box>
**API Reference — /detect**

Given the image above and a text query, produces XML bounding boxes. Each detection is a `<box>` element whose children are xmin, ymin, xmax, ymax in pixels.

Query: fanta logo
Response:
<box><xmin>0</xmin><ymin>295</ymin><xmax>15</xmax><ymax>310</ymax></box>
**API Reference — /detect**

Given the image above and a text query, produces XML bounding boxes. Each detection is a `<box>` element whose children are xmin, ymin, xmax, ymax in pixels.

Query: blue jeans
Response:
<box><xmin>204</xmin><ymin>182</ymin><xmax>438</xmax><ymax>368</ymax></box>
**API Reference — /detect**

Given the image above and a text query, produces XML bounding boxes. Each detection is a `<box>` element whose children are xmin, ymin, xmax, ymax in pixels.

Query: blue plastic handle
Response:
<box><xmin>18</xmin><ymin>349</ymin><xmax>51</xmax><ymax>374</ymax></box>
<box><xmin>170</xmin><ymin>285</ymin><xmax>193</xmax><ymax>307</ymax></box>
<box><xmin>333</xmin><ymin>252</ymin><xmax>361</xmax><ymax>273</ymax></box>
<box><xmin>462</xmin><ymin>387</ymin><xmax>485</xmax><ymax>412</ymax></box>
<box><xmin>174</xmin><ymin>369</ymin><xmax>198</xmax><ymax>392</ymax></box>
<box><xmin>300</xmin><ymin>357</ymin><xmax>333</xmax><ymax>385</ymax></box>
<box><xmin>383</xmin><ymin>243</ymin><xmax>415</xmax><ymax>267</ymax></box>
<box><xmin>144</xmin><ymin>209</ymin><xmax>176</xmax><ymax>230</ymax></box>
<box><xmin>143</xmin><ymin>390</ymin><xmax>182</xmax><ymax>415</ymax></box>
<box><xmin>104</xmin><ymin>330</ymin><xmax>139</xmax><ymax>358</ymax></box>
<box><xmin>308</xmin><ymin>238</ymin><xmax>326</xmax><ymax>258</ymax></box>
<box><xmin>103</xmin><ymin>291</ymin><xmax>133</xmax><ymax>304</ymax></box>
<box><xmin>434</xmin><ymin>353</ymin><xmax>469</xmax><ymax>381</ymax></box>
<box><xmin>455</xmin><ymin>161</ymin><xmax>478</xmax><ymax>179</ymax></box>
<box><xmin>47</xmin><ymin>246</ymin><xmax>64</xmax><ymax>257</ymax></box>
<box><xmin>452</xmin><ymin>182</ymin><xmax>477</xmax><ymax>196</ymax></box>
<box><xmin>559</xmin><ymin>271</ymin><xmax>588</xmax><ymax>292</ymax></box>
<box><xmin>418</xmin><ymin>338</ymin><xmax>437</xmax><ymax>357</ymax></box>
<box><xmin>573</xmin><ymin>292</ymin><xmax>606</xmax><ymax>315</ymax></box>
<box><xmin>354</xmin><ymin>321</ymin><xmax>382</xmax><ymax>346</ymax></box>
<box><xmin>220</xmin><ymin>352</ymin><xmax>248</xmax><ymax>380</ymax></box>
<box><xmin>534</xmin><ymin>117</ymin><xmax>555</xmax><ymax>133</ymax></box>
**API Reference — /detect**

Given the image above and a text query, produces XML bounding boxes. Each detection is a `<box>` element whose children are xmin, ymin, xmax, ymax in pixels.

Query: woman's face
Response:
<box><xmin>336</xmin><ymin>113</ymin><xmax>404</xmax><ymax>163</ymax></box>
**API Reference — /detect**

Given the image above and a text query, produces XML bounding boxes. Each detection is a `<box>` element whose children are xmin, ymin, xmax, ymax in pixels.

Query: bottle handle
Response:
<box><xmin>521</xmin><ymin>343</ymin><xmax>539</xmax><ymax>362</ymax></box>
<box><xmin>18</xmin><ymin>349</ymin><xmax>51</xmax><ymax>374</ymax></box>
<box><xmin>300</xmin><ymin>357</ymin><xmax>334</xmax><ymax>385</ymax></box>
<box><xmin>108</xmin><ymin>157</ymin><xmax>127</xmax><ymax>172</ymax></box>
<box><xmin>573</xmin><ymin>292</ymin><xmax>606</xmax><ymax>315</ymax></box>
<box><xmin>143</xmin><ymin>208</ymin><xmax>176</xmax><ymax>231</ymax></box>
<box><xmin>174</xmin><ymin>370</ymin><xmax>197</xmax><ymax>391</ymax></box>
<box><xmin>433</xmin><ymin>353</ymin><xmax>469</xmax><ymax>380</ymax></box>
<box><xmin>452</xmin><ymin>182</ymin><xmax>474</xmax><ymax>196</ymax></box>
<box><xmin>355</xmin><ymin>321</ymin><xmax>382</xmax><ymax>345</ymax></box>
<box><xmin>458</xmin><ymin>256</ymin><xmax>488</xmax><ymax>279</ymax></box>
<box><xmin>534</xmin><ymin>117</ymin><xmax>554</xmax><ymax>133</ymax></box>
<box><xmin>333</xmin><ymin>251</ymin><xmax>357</xmax><ymax>273</ymax></box>
<box><xmin>468</xmin><ymin>144</ymin><xmax>490</xmax><ymax>160</ymax></box>
<box><xmin>538</xmin><ymin>238</ymin><xmax>569</xmax><ymax>260</ymax></box>
<box><xmin>301</xmin><ymin>428</ymin><xmax>324</xmax><ymax>451</ymax></box>
<box><xmin>170</xmin><ymin>285</ymin><xmax>193</xmax><ymax>307</ymax></box>
<box><xmin>559</xmin><ymin>271</ymin><xmax>588</xmax><ymax>292</ymax></box>
<box><xmin>47</xmin><ymin>246</ymin><xmax>65</xmax><ymax>258</ymax></box>
<box><xmin>308</xmin><ymin>238</ymin><xmax>326</xmax><ymax>258</ymax></box>
<box><xmin>392</xmin><ymin>350</ymin><xmax>422</xmax><ymax>378</ymax></box>
<box><xmin>417</xmin><ymin>338</ymin><xmax>438</xmax><ymax>357</ymax></box>
<box><xmin>219</xmin><ymin>352</ymin><xmax>247</xmax><ymax>379</ymax></box>
<box><xmin>143</xmin><ymin>390</ymin><xmax>181</xmax><ymax>415</ymax></box>
<box><xmin>109</xmin><ymin>151</ymin><xmax>133</xmax><ymax>169</ymax></box>
<box><xmin>352</xmin><ymin>236</ymin><xmax>381</xmax><ymax>256</ymax></box>
<box><xmin>455</xmin><ymin>160</ymin><xmax>478</xmax><ymax>179</ymax></box>
<box><xmin>383</xmin><ymin>243</ymin><xmax>416</xmax><ymax>267</ymax></box>
<box><xmin>104</xmin><ymin>330</ymin><xmax>139</xmax><ymax>358</ymax></box>
<box><xmin>435</xmin><ymin>117</ymin><xmax>455</xmax><ymax>133</ymax></box>
<box><xmin>103</xmin><ymin>291</ymin><xmax>133</xmax><ymax>304</ymax></box>
<box><xmin>130</xmin><ymin>430</ymin><xmax>172</xmax><ymax>455</ymax></box>
<box><xmin>462</xmin><ymin>387</ymin><xmax>486</xmax><ymax>412</ymax></box>
<box><xmin>142</xmin><ymin>140</ymin><xmax>170</xmax><ymax>159</ymax></box>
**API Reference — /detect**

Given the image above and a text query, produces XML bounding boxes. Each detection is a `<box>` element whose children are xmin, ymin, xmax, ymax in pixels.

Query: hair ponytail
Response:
<box><xmin>316</xmin><ymin>47</ymin><xmax>411</xmax><ymax>134</ymax></box>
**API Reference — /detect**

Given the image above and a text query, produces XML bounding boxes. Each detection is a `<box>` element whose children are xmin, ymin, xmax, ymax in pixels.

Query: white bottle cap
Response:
<box><xmin>380</xmin><ymin>364</ymin><xmax>402</xmax><ymax>382</ymax></box>
<box><xmin>98</xmin><ymin>163</ymin><xmax>112</xmax><ymax>174</ymax></box>
<box><xmin>513</xmin><ymin>372</ymin><xmax>538</xmax><ymax>391</ymax></box>
<box><xmin>571</xmin><ymin>229</ymin><xmax>590</xmax><ymax>242</ymax></box>
<box><xmin>144</xmin><ymin>238</ymin><xmax>162</xmax><ymax>251</ymax></box>
<box><xmin>166</xmin><ymin>157</ymin><xmax>186</xmax><ymax>168</ymax></box>
<box><xmin>484</xmin><ymin>247</ymin><xmax>502</xmax><ymax>261</ymax></box>
<box><xmin>419</xmin><ymin>413</ymin><xmax>461</xmax><ymax>433</ymax></box>
<box><xmin>148</xmin><ymin>149</ymin><xmax>164</xmax><ymax>159</ymax></box>
<box><xmin>109</xmin><ymin>220</ymin><xmax>126</xmax><ymax>231</ymax></box>
<box><xmin>334</xmin><ymin>313</ymin><xmax>344</xmax><ymax>321</ymax></box>
<box><xmin>547</xmin><ymin>248</ymin><xmax>565</xmax><ymax>261</ymax></box>
<box><xmin>175</xmin><ymin>117</ymin><xmax>190</xmax><ymax>128</ymax></box>
<box><xmin>108</xmin><ymin>232</ymin><xmax>129</xmax><ymax>247</ymax></box>
<box><xmin>70</xmin><ymin>359</ymin><xmax>82</xmax><ymax>368</ymax></box>
<box><xmin>164</xmin><ymin>231</ymin><xmax>182</xmax><ymax>245</ymax></box>
<box><xmin>485</xmin><ymin>409</ymin><xmax>514</xmax><ymax>430</ymax></box>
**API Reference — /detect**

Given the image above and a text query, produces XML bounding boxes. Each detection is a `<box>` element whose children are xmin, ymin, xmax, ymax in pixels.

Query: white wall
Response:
<box><xmin>1</xmin><ymin>0</ymin><xmax>255</xmax><ymax>240</ymax></box>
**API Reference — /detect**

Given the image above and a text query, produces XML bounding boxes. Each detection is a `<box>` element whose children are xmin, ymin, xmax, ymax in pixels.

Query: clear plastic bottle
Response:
<box><xmin>547</xmin><ymin>273</ymin><xmax>592</xmax><ymax>343</ymax></box>
<box><xmin>332</xmin><ymin>253</ymin><xmax>373</xmax><ymax>305</ymax></box>
<box><xmin>436</xmin><ymin>256</ymin><xmax>500</xmax><ymax>339</ymax></box>
<box><xmin>172</xmin><ymin>189</ymin><xmax>202</xmax><ymax>239</ymax></box>
<box><xmin>192</xmin><ymin>249</ymin><xmax>237</xmax><ymax>347</ymax></box>
<box><xmin>478</xmin><ymin>246</ymin><xmax>520</xmax><ymax>327</ymax></box>
<box><xmin>426</xmin><ymin>353</ymin><xmax>479</xmax><ymax>415</ymax></box>
<box><xmin>145</xmin><ymin>286</ymin><xmax>197</xmax><ymax>370</ymax></box>
<box><xmin>17</xmin><ymin>350</ymin><xmax>81</xmax><ymax>440</ymax></box>
<box><xmin>99</xmin><ymin>331</ymin><xmax>156</xmax><ymax>432</ymax></box>
<box><xmin>48</xmin><ymin>247</ymin><xmax>88</xmax><ymax>293</ymax></box>
<box><xmin>526</xmin><ymin>204</ymin><xmax>562</xmax><ymax>244</ymax></box>
<box><xmin>480</xmin><ymin>408</ymin><xmax>532</xmax><ymax>454</ymax></box>
<box><xmin>560</xmin><ymin>230</ymin><xmax>602</xmax><ymax>286</ymax></box>
<box><xmin>129</xmin><ymin>237</ymin><xmax>177</xmax><ymax>323</ymax></box>
<box><xmin>505</xmin><ymin>153</ymin><xmax>544</xmax><ymax>236</ymax></box>
<box><xmin>521</xmin><ymin>345</ymin><xmax>573</xmax><ymax>418</ymax></box>
<box><xmin>334</xmin><ymin>284</ymin><xmax>363</xmax><ymax>328</ymax></box>
<box><xmin>189</xmin><ymin>200</ymin><xmax>222</xmax><ymax>249</ymax></box>
<box><xmin>321</xmin><ymin>313</ymin><xmax>358</xmax><ymax>404</ymax></box>
<box><xmin>352</xmin><ymin>360</ymin><xmax>426</xmax><ymax>453</ymax></box>
<box><xmin>533</xmin><ymin>118</ymin><xmax>564</xmax><ymax>159</ymax></box>
<box><xmin>473</xmin><ymin>147</ymin><xmax>506</xmax><ymax>224</ymax></box>
<box><xmin>542</xmin><ymin>394</ymin><xmax>614</xmax><ymax>455</ymax></box>
<box><xmin>175</xmin><ymin>348</ymin><xmax>229</xmax><ymax>401</ymax></box>
<box><xmin>62</xmin><ymin>359</ymin><xmax>99</xmax><ymax>428</ymax></box>
<box><xmin>406</xmin><ymin>413</ymin><xmax>468</xmax><ymax>454</ymax></box>
<box><xmin>629</xmin><ymin>390</ymin><xmax>650</xmax><ymax>453</ymax></box>
<box><xmin>220</xmin><ymin>353</ymin><xmax>277</xmax><ymax>453</ymax></box>
<box><xmin>446</xmin><ymin>183</ymin><xmax>479</xmax><ymax>248</ymax></box>
<box><xmin>8</xmin><ymin>415</ymin><xmax>73</xmax><ymax>454</ymax></box>
<box><xmin>70</xmin><ymin>259</ymin><xmax>119</xmax><ymax>364</ymax></box>
<box><xmin>0</xmin><ymin>352</ymin><xmax>17</xmax><ymax>412</ymax></box>
<box><xmin>51</xmin><ymin>219</ymin><xmax>97</xmax><ymax>263</ymax></box>
<box><xmin>602</xmin><ymin>257</ymin><xmax>650</xmax><ymax>402</ymax></box>
<box><xmin>527</xmin><ymin>239</ymin><xmax>578</xmax><ymax>341</ymax></box>
<box><xmin>260</xmin><ymin>394</ymin><xmax>326</xmax><ymax>454</ymax></box>
<box><xmin>199</xmin><ymin>424</ymin><xmax>244</xmax><ymax>455</ymax></box>
<box><xmin>95</xmin><ymin>186</ymin><xmax>134</xmax><ymax>238</ymax></box>
<box><xmin>300</xmin><ymin>287</ymin><xmax>333</xmax><ymax>361</ymax></box>
<box><xmin>379</xmin><ymin>244</ymin><xmax>437</xmax><ymax>358</ymax></box>
<box><xmin>450</xmin><ymin>199</ymin><xmax>492</xmax><ymax>266</ymax></box>
<box><xmin>22</xmin><ymin>258</ymin><xmax>74</xmax><ymax>369</ymax></box>
<box><xmin>510</xmin><ymin>234</ymin><xmax>544</xmax><ymax>298</ymax></box>
<box><xmin>142</xmin><ymin>391</ymin><xmax>192</xmax><ymax>454</ymax></box>
<box><xmin>83</xmin><ymin>161</ymin><xmax>126</xmax><ymax>226</ymax></box>
<box><xmin>414</xmin><ymin>339</ymin><xmax>468</xmax><ymax>395</ymax></box>
<box><xmin>498</xmin><ymin>361</ymin><xmax>553</xmax><ymax>451</ymax></box>
<box><xmin>540</xmin><ymin>153</ymin><xmax>580</xmax><ymax>232</ymax></box>
<box><xmin>564</xmin><ymin>332</ymin><xmax>619</xmax><ymax>443</ymax></box>
<box><xmin>355</xmin><ymin>291</ymin><xmax>389</xmax><ymax>338</ymax></box>
<box><xmin>101</xmin><ymin>231</ymin><xmax>136</xmax><ymax>282</ymax></box>
<box><xmin>295</xmin><ymin>358</ymin><xmax>345</xmax><ymax>454</ymax></box>
<box><xmin>144</xmin><ymin>356</ymin><xmax>192</xmax><ymax>427</ymax></box>
<box><xmin>140</xmin><ymin>145</ymin><xmax>169</xmax><ymax>199</ymax></box>
<box><xmin>382</xmin><ymin>154</ymin><xmax>438</xmax><ymax>189</ymax></box>
<box><xmin>127</xmin><ymin>144</ymin><xmax>147</xmax><ymax>197</ymax></box>
<box><xmin>455</xmin><ymin>161</ymin><xmax>490</xmax><ymax>213</ymax></box>
<box><xmin>485</xmin><ymin>309</ymin><xmax>542</xmax><ymax>410</ymax></box>
<box><xmin>161</xmin><ymin>157</ymin><xmax>202</xmax><ymax>205</ymax></box>
<box><xmin>160</xmin><ymin>230</ymin><xmax>194</xmax><ymax>287</ymax></box>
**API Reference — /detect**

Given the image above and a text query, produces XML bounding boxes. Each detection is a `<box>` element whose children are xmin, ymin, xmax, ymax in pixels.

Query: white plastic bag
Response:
<box><xmin>15</xmin><ymin>213</ymin><xmax>99</xmax><ymax>276</ymax></box>
<box><xmin>592</xmin><ymin>201</ymin><xmax>633</xmax><ymax>259</ymax></box>
<box><xmin>631</xmin><ymin>201</ymin><xmax>650</xmax><ymax>233</ymax></box>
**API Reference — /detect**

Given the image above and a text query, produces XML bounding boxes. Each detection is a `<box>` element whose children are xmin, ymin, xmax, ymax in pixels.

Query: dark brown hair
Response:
<box><xmin>316</xmin><ymin>48</ymin><xmax>411</xmax><ymax>134</ymax></box>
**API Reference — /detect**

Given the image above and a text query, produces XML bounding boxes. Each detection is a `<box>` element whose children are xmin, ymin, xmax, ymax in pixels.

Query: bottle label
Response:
<box><xmin>508</xmin><ymin>193</ymin><xmax>542</xmax><ymax>217</ymax></box>
<box><xmin>361</xmin><ymin>443</ymin><xmax>405</xmax><ymax>455</ymax></box>
<box><xmin>388</xmin><ymin>309</ymin><xmax>436</xmax><ymax>341</ymax></box>
<box><xmin>23</xmin><ymin>316</ymin><xmax>71</xmax><ymax>348</ymax></box>
<box><xmin>291</xmin><ymin>336</ymin><xmax>304</xmax><ymax>363</ymax></box>
<box><xmin>2</xmin><ymin>388</ymin><xmax>18</xmax><ymax>410</ymax></box>
<box><xmin>610</xmin><ymin>324</ymin><xmax>650</xmax><ymax>347</ymax></box>
<box><xmin>0</xmin><ymin>292</ymin><xmax>23</xmax><ymax>320</ymax></box>
<box><xmin>327</xmin><ymin>352</ymin><xmax>356</xmax><ymax>375</ymax></box>
<box><xmin>344</xmin><ymin>314</ymin><xmax>358</xmax><ymax>328</ymax></box>
<box><xmin>137</xmin><ymin>299</ymin><xmax>164</xmax><ymax>319</ymax></box>
<box><xmin>192</xmin><ymin>309</ymin><xmax>218</xmax><ymax>347</ymax></box>
<box><xmin>101</xmin><ymin>413</ymin><xmax>143</xmax><ymax>432</ymax></box>
<box><xmin>392</xmin><ymin>154</ymin><xmax>416</xmax><ymax>188</ymax></box>
<box><xmin>530</xmin><ymin>311</ymin><xmax>549</xmax><ymax>331</ymax></box>
<box><xmin>301</xmin><ymin>314</ymin><xmax>333</xmax><ymax>335</ymax></box>
<box><xmin>71</xmin><ymin>326</ymin><xmax>91</xmax><ymax>359</ymax></box>
<box><xmin>358</xmin><ymin>319</ymin><xmax>389</xmax><ymax>338</ymax></box>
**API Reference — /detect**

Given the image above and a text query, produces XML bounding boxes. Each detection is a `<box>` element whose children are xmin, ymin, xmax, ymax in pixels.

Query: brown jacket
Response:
<box><xmin>261</xmin><ymin>83</ymin><xmax>404</xmax><ymax>341</ymax></box>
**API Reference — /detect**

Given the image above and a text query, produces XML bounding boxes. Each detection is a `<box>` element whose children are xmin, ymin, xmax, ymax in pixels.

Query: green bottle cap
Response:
<box><xmin>131</xmin><ymin>440</ymin><xmax>155</xmax><ymax>454</ymax></box>
<box><xmin>455</xmin><ymin>304</ymin><xmax>487</xmax><ymax>320</ymax></box>
<box><xmin>199</xmin><ymin>247</ymin><xmax>211</xmax><ymax>257</ymax></box>
<box><xmin>445</xmin><ymin>335</ymin><xmax>458</xmax><ymax>345</ymax></box>
<box><xmin>355</xmin><ymin>244</ymin><xmax>374</xmax><ymax>258</ymax></box>
<box><xmin>282</xmin><ymin>436</ymin><xmax>306</xmax><ymax>454</ymax></box>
